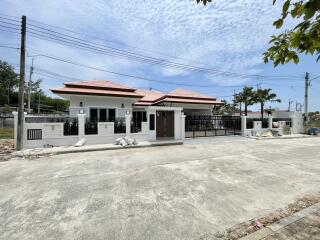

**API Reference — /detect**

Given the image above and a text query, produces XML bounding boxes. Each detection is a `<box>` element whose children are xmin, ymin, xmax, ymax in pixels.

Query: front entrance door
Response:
<box><xmin>156</xmin><ymin>111</ymin><xmax>174</xmax><ymax>139</ymax></box>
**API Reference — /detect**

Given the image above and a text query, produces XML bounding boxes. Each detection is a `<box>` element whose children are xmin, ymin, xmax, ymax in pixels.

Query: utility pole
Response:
<box><xmin>27</xmin><ymin>58</ymin><xmax>34</xmax><ymax>113</ymax></box>
<box><xmin>288</xmin><ymin>98</ymin><xmax>293</xmax><ymax>112</ymax></box>
<box><xmin>16</xmin><ymin>15</ymin><xmax>26</xmax><ymax>151</ymax></box>
<box><xmin>304</xmin><ymin>72</ymin><xmax>311</xmax><ymax>122</ymax></box>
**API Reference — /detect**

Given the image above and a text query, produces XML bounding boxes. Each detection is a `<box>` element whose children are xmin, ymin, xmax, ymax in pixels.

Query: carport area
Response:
<box><xmin>0</xmin><ymin>137</ymin><xmax>320</xmax><ymax>239</ymax></box>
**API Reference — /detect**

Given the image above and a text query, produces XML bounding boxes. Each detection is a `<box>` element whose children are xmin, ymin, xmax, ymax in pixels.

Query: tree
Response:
<box><xmin>195</xmin><ymin>0</ymin><xmax>320</xmax><ymax>66</ymax></box>
<box><xmin>237</xmin><ymin>87</ymin><xmax>255</xmax><ymax>116</ymax></box>
<box><xmin>0</xmin><ymin>61</ymin><xmax>19</xmax><ymax>104</ymax></box>
<box><xmin>196</xmin><ymin>0</ymin><xmax>212</xmax><ymax>5</ymax></box>
<box><xmin>234</xmin><ymin>93</ymin><xmax>245</xmax><ymax>116</ymax></box>
<box><xmin>254</xmin><ymin>88</ymin><xmax>281</xmax><ymax>119</ymax></box>
<box><xmin>264</xmin><ymin>0</ymin><xmax>320</xmax><ymax>66</ymax></box>
<box><xmin>216</xmin><ymin>100</ymin><xmax>235</xmax><ymax>115</ymax></box>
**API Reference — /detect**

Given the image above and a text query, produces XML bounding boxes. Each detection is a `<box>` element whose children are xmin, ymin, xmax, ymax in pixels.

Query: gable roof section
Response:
<box><xmin>64</xmin><ymin>80</ymin><xmax>136</xmax><ymax>92</ymax></box>
<box><xmin>167</xmin><ymin>88</ymin><xmax>216</xmax><ymax>100</ymax></box>
<box><xmin>51</xmin><ymin>80</ymin><xmax>143</xmax><ymax>98</ymax></box>
<box><xmin>152</xmin><ymin>88</ymin><xmax>223</xmax><ymax>105</ymax></box>
<box><xmin>51</xmin><ymin>80</ymin><xmax>223</xmax><ymax>105</ymax></box>
<box><xmin>134</xmin><ymin>90</ymin><xmax>166</xmax><ymax>106</ymax></box>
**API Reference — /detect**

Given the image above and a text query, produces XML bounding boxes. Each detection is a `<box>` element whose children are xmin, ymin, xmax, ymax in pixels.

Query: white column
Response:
<box><xmin>77</xmin><ymin>114</ymin><xmax>86</xmax><ymax>139</ymax></box>
<box><xmin>181</xmin><ymin>113</ymin><xmax>186</xmax><ymax>140</ymax></box>
<box><xmin>241</xmin><ymin>115</ymin><xmax>247</xmax><ymax>136</ymax></box>
<box><xmin>125</xmin><ymin>114</ymin><xmax>132</xmax><ymax>136</ymax></box>
<box><xmin>12</xmin><ymin>111</ymin><xmax>18</xmax><ymax>148</ymax></box>
<box><xmin>268</xmin><ymin>115</ymin><xmax>273</xmax><ymax>129</ymax></box>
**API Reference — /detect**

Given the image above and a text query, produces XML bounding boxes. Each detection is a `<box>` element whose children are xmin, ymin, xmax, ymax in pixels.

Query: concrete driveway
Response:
<box><xmin>0</xmin><ymin>137</ymin><xmax>319</xmax><ymax>240</ymax></box>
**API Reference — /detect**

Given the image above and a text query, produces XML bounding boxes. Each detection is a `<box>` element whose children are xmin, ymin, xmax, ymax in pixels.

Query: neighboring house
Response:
<box><xmin>51</xmin><ymin>80</ymin><xmax>223</xmax><ymax>120</ymax></box>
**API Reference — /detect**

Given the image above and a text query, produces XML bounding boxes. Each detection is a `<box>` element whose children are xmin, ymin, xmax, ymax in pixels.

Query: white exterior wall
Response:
<box><xmin>241</xmin><ymin>111</ymin><xmax>304</xmax><ymax>137</ymax></box>
<box><xmin>68</xmin><ymin>95</ymin><xmax>138</xmax><ymax>118</ymax></box>
<box><xmin>18</xmin><ymin>106</ymin><xmax>185</xmax><ymax>149</ymax></box>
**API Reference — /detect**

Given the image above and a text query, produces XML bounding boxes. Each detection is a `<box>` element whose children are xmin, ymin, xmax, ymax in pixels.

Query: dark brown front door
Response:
<box><xmin>156</xmin><ymin>111</ymin><xmax>174</xmax><ymax>138</ymax></box>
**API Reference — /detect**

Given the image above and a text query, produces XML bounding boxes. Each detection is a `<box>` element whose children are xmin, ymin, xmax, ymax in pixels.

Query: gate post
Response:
<box><xmin>241</xmin><ymin>115</ymin><xmax>247</xmax><ymax>136</ymax></box>
<box><xmin>125</xmin><ymin>114</ymin><xmax>132</xmax><ymax>136</ymax></box>
<box><xmin>268</xmin><ymin>115</ymin><xmax>273</xmax><ymax>129</ymax></box>
<box><xmin>13</xmin><ymin>111</ymin><xmax>18</xmax><ymax>148</ymax></box>
<box><xmin>77</xmin><ymin>113</ymin><xmax>86</xmax><ymax>139</ymax></box>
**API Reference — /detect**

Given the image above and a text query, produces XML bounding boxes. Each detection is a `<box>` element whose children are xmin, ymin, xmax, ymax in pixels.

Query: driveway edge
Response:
<box><xmin>239</xmin><ymin>202</ymin><xmax>320</xmax><ymax>240</ymax></box>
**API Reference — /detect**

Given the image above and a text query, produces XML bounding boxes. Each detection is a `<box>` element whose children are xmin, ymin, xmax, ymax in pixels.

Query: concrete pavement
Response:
<box><xmin>0</xmin><ymin>137</ymin><xmax>320</xmax><ymax>239</ymax></box>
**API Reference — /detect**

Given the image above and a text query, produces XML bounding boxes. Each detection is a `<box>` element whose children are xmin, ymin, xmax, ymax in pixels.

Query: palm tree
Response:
<box><xmin>237</xmin><ymin>87</ymin><xmax>255</xmax><ymax>116</ymax></box>
<box><xmin>254</xmin><ymin>88</ymin><xmax>281</xmax><ymax>119</ymax></box>
<box><xmin>234</xmin><ymin>93</ymin><xmax>244</xmax><ymax>116</ymax></box>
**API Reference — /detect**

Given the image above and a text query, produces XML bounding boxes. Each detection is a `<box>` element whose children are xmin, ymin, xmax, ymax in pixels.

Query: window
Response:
<box><xmin>90</xmin><ymin>108</ymin><xmax>98</xmax><ymax>121</ymax></box>
<box><xmin>99</xmin><ymin>109</ymin><xmax>107</xmax><ymax>122</ymax></box>
<box><xmin>149</xmin><ymin>114</ymin><xmax>155</xmax><ymax>130</ymax></box>
<box><xmin>89</xmin><ymin>108</ymin><xmax>116</xmax><ymax>122</ymax></box>
<box><xmin>131</xmin><ymin>111</ymin><xmax>147</xmax><ymax>133</ymax></box>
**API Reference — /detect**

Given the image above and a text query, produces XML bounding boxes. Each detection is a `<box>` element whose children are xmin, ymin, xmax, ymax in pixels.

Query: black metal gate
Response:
<box><xmin>185</xmin><ymin>115</ymin><xmax>241</xmax><ymax>138</ymax></box>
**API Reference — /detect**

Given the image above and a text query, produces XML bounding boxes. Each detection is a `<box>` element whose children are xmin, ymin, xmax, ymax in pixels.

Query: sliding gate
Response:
<box><xmin>185</xmin><ymin>115</ymin><xmax>241</xmax><ymax>138</ymax></box>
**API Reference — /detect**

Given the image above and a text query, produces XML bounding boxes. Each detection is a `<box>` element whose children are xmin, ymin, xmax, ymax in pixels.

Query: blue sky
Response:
<box><xmin>0</xmin><ymin>0</ymin><xmax>319</xmax><ymax>111</ymax></box>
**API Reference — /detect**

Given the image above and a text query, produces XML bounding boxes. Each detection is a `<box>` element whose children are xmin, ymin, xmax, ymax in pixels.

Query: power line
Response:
<box><xmin>0</xmin><ymin>17</ymin><xmax>304</xmax><ymax>81</ymax></box>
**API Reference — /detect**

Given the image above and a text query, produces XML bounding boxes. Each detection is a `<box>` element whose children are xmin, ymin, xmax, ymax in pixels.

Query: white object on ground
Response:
<box><xmin>114</xmin><ymin>138</ymin><xmax>122</xmax><ymax>145</ymax></box>
<box><xmin>114</xmin><ymin>137</ymin><xmax>138</xmax><ymax>147</ymax></box>
<box><xmin>74</xmin><ymin>138</ymin><xmax>87</xmax><ymax>147</ymax></box>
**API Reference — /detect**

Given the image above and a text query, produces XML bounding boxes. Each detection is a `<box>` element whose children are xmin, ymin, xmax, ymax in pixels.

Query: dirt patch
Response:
<box><xmin>0</xmin><ymin>140</ymin><xmax>14</xmax><ymax>161</ymax></box>
<box><xmin>214</xmin><ymin>192</ymin><xmax>320</xmax><ymax>240</ymax></box>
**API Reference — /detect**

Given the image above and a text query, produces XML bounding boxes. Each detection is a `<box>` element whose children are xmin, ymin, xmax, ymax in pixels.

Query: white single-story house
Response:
<box><xmin>12</xmin><ymin>80</ymin><xmax>224</xmax><ymax>149</ymax></box>
<box><xmin>51</xmin><ymin>80</ymin><xmax>223</xmax><ymax>119</ymax></box>
<box><xmin>50</xmin><ymin>80</ymin><xmax>223</xmax><ymax>140</ymax></box>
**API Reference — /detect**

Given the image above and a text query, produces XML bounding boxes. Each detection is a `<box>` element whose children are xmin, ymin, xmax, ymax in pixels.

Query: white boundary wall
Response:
<box><xmin>241</xmin><ymin>111</ymin><xmax>304</xmax><ymax>137</ymax></box>
<box><xmin>13</xmin><ymin>106</ymin><xmax>185</xmax><ymax>149</ymax></box>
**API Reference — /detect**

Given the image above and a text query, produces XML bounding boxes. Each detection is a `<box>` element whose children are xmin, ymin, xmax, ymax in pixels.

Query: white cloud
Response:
<box><xmin>0</xmin><ymin>0</ymin><xmax>293</xmax><ymax>91</ymax></box>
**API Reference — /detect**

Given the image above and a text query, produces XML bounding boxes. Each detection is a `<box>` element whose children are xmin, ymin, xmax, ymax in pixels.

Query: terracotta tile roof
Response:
<box><xmin>168</xmin><ymin>88</ymin><xmax>217</xmax><ymax>100</ymax></box>
<box><xmin>51</xmin><ymin>87</ymin><xmax>143</xmax><ymax>98</ymax></box>
<box><xmin>65</xmin><ymin>80</ymin><xmax>136</xmax><ymax>92</ymax></box>
<box><xmin>154</xmin><ymin>97</ymin><xmax>223</xmax><ymax>105</ymax></box>
<box><xmin>51</xmin><ymin>80</ymin><xmax>223</xmax><ymax>105</ymax></box>
<box><xmin>136</xmin><ymin>89</ymin><xmax>165</xmax><ymax>103</ymax></box>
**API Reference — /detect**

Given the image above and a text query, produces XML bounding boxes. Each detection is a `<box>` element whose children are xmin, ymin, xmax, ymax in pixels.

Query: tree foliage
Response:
<box><xmin>234</xmin><ymin>86</ymin><xmax>256</xmax><ymax>116</ymax></box>
<box><xmin>0</xmin><ymin>61</ymin><xmax>19</xmax><ymax>104</ymax></box>
<box><xmin>254</xmin><ymin>88</ymin><xmax>281</xmax><ymax>119</ymax></box>
<box><xmin>264</xmin><ymin>0</ymin><xmax>320</xmax><ymax>66</ymax></box>
<box><xmin>0</xmin><ymin>61</ymin><xmax>69</xmax><ymax>113</ymax></box>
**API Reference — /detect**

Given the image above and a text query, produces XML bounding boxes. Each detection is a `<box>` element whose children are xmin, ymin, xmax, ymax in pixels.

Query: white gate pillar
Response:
<box><xmin>77</xmin><ymin>114</ymin><xmax>86</xmax><ymax>139</ymax></box>
<box><xmin>13</xmin><ymin>111</ymin><xmax>18</xmax><ymax>148</ymax></box>
<box><xmin>241</xmin><ymin>115</ymin><xmax>247</xmax><ymax>136</ymax></box>
<box><xmin>268</xmin><ymin>115</ymin><xmax>273</xmax><ymax>129</ymax></box>
<box><xmin>125</xmin><ymin>114</ymin><xmax>132</xmax><ymax>136</ymax></box>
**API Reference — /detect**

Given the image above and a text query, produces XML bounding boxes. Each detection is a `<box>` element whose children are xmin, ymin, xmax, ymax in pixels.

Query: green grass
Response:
<box><xmin>0</xmin><ymin>128</ymin><xmax>14</xmax><ymax>139</ymax></box>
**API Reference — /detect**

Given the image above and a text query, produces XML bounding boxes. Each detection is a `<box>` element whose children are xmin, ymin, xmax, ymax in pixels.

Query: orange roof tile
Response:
<box><xmin>65</xmin><ymin>80</ymin><xmax>136</xmax><ymax>92</ymax></box>
<box><xmin>168</xmin><ymin>88</ymin><xmax>217</xmax><ymax>100</ymax></box>
<box><xmin>51</xmin><ymin>87</ymin><xmax>143</xmax><ymax>98</ymax></box>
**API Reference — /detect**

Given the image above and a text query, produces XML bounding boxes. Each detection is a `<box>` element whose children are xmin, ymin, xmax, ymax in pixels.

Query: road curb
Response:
<box><xmin>239</xmin><ymin>202</ymin><xmax>320</xmax><ymax>240</ymax></box>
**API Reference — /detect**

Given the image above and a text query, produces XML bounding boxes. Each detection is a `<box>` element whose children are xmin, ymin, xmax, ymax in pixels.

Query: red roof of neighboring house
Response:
<box><xmin>51</xmin><ymin>80</ymin><xmax>223</xmax><ymax>105</ymax></box>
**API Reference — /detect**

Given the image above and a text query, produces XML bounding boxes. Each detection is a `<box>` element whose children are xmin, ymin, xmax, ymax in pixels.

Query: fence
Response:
<box><xmin>0</xmin><ymin>113</ymin><xmax>14</xmax><ymax>128</ymax></box>
<box><xmin>246</xmin><ymin>118</ymin><xmax>269</xmax><ymax>129</ymax></box>
<box><xmin>242</xmin><ymin>115</ymin><xmax>300</xmax><ymax>137</ymax></box>
<box><xmin>185</xmin><ymin>115</ymin><xmax>241</xmax><ymax>138</ymax></box>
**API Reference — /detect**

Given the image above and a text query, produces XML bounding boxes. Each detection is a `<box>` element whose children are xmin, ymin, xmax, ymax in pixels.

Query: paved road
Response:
<box><xmin>0</xmin><ymin>137</ymin><xmax>319</xmax><ymax>240</ymax></box>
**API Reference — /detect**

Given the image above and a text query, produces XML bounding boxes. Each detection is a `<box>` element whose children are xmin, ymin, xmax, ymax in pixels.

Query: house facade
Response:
<box><xmin>51</xmin><ymin>80</ymin><xmax>223</xmax><ymax>120</ymax></box>
<box><xmin>12</xmin><ymin>80</ymin><xmax>223</xmax><ymax>149</ymax></box>
<box><xmin>50</xmin><ymin>80</ymin><xmax>223</xmax><ymax>140</ymax></box>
